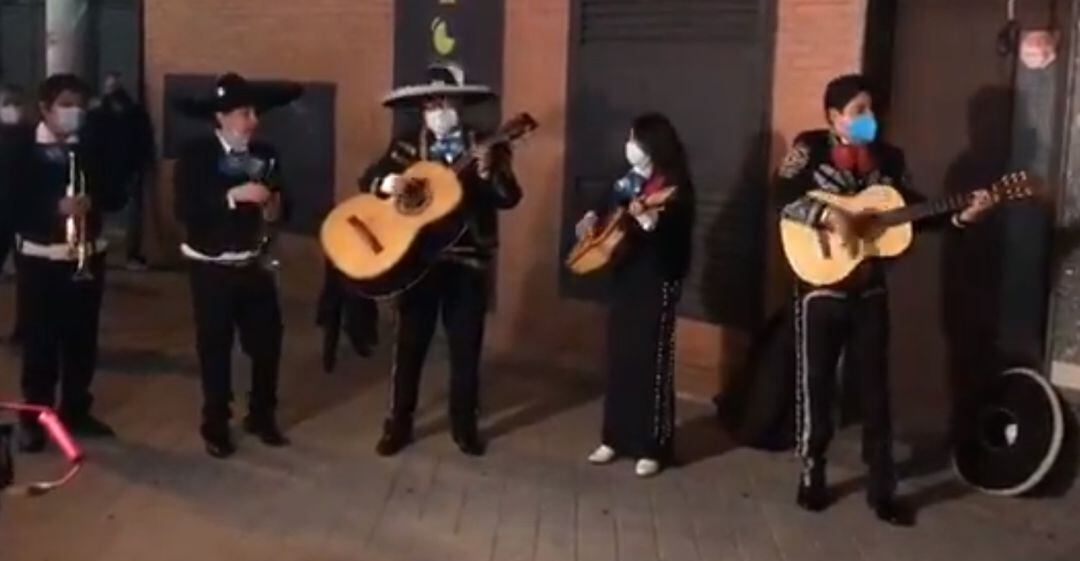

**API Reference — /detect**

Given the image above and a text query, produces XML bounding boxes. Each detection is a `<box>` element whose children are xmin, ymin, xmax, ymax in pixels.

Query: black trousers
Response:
<box><xmin>602</xmin><ymin>278</ymin><xmax>679</xmax><ymax>461</ymax></box>
<box><xmin>0</xmin><ymin>218</ymin><xmax>13</xmax><ymax>272</ymax></box>
<box><xmin>125</xmin><ymin>173</ymin><xmax>145</xmax><ymax>261</ymax></box>
<box><xmin>390</xmin><ymin>261</ymin><xmax>487</xmax><ymax>437</ymax></box>
<box><xmin>19</xmin><ymin>254</ymin><xmax>106</xmax><ymax>420</ymax></box>
<box><xmin>794</xmin><ymin>285</ymin><xmax>895</xmax><ymax>501</ymax></box>
<box><xmin>188</xmin><ymin>261</ymin><xmax>283</xmax><ymax>429</ymax></box>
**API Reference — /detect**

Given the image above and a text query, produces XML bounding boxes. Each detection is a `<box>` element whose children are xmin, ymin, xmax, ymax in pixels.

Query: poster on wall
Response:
<box><xmin>392</xmin><ymin>0</ymin><xmax>505</xmax><ymax>135</ymax></box>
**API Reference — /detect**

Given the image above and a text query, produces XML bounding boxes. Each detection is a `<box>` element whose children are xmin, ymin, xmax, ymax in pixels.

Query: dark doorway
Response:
<box><xmin>560</xmin><ymin>0</ymin><xmax>775</xmax><ymax>329</ymax></box>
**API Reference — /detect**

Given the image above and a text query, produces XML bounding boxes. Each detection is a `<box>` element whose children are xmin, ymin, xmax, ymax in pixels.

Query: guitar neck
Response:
<box><xmin>878</xmin><ymin>191</ymin><xmax>972</xmax><ymax>226</ymax></box>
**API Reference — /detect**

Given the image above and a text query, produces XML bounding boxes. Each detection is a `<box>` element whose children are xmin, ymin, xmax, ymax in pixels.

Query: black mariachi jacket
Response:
<box><xmin>2</xmin><ymin>124</ymin><xmax>124</xmax><ymax>246</ymax></box>
<box><xmin>775</xmin><ymin>129</ymin><xmax>949</xmax><ymax>289</ymax></box>
<box><xmin>357</xmin><ymin>126</ymin><xmax>523</xmax><ymax>265</ymax></box>
<box><xmin>174</xmin><ymin>135</ymin><xmax>284</xmax><ymax>256</ymax></box>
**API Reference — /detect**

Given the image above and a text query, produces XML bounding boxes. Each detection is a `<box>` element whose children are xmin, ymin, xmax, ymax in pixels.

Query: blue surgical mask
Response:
<box><xmin>847</xmin><ymin>113</ymin><xmax>878</xmax><ymax>145</ymax></box>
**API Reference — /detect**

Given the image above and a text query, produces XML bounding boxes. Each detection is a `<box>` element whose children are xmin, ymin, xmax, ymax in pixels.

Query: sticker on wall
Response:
<box><xmin>1019</xmin><ymin>30</ymin><xmax>1058</xmax><ymax>70</ymax></box>
<box><xmin>392</xmin><ymin>0</ymin><xmax>505</xmax><ymax>133</ymax></box>
<box><xmin>432</xmin><ymin>17</ymin><xmax>456</xmax><ymax>56</ymax></box>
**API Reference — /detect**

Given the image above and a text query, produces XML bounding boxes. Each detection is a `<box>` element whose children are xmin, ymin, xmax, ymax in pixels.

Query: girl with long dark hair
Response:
<box><xmin>575</xmin><ymin>113</ymin><xmax>695</xmax><ymax>477</ymax></box>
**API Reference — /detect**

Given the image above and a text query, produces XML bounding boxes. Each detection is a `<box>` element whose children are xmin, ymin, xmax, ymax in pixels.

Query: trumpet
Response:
<box><xmin>65</xmin><ymin>151</ymin><xmax>93</xmax><ymax>281</ymax></box>
<box><xmin>257</xmin><ymin>157</ymin><xmax>281</xmax><ymax>271</ymax></box>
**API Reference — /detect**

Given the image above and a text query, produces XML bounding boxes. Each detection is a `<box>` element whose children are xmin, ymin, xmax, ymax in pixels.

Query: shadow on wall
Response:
<box><xmin>698</xmin><ymin>130</ymin><xmax>783</xmax><ymax>402</ymax></box>
<box><xmin>699</xmin><ymin>130</ymin><xmax>775</xmax><ymax>331</ymax></box>
<box><xmin>940</xmin><ymin>84</ymin><xmax>1014</xmax><ymax>444</ymax></box>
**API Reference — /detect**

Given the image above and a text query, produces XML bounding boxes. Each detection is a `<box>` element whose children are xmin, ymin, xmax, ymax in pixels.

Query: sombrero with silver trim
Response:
<box><xmin>382</xmin><ymin>62</ymin><xmax>496</xmax><ymax>108</ymax></box>
<box><xmin>953</xmin><ymin>367</ymin><xmax>1068</xmax><ymax>496</ymax></box>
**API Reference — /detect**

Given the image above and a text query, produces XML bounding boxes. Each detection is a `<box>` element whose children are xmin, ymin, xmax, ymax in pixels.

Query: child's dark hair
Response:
<box><xmin>823</xmin><ymin>74</ymin><xmax>873</xmax><ymax>113</ymax></box>
<box><xmin>38</xmin><ymin>74</ymin><xmax>90</xmax><ymax>107</ymax></box>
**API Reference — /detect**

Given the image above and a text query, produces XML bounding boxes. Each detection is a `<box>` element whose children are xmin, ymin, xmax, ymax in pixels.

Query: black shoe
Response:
<box><xmin>243</xmin><ymin>416</ymin><xmax>289</xmax><ymax>447</ymax></box>
<box><xmin>454</xmin><ymin>431</ymin><xmax>487</xmax><ymax>457</ymax></box>
<box><xmin>375</xmin><ymin>419</ymin><xmax>413</xmax><ymax>456</ymax></box>
<box><xmin>18</xmin><ymin>422</ymin><xmax>45</xmax><ymax>453</ymax></box>
<box><xmin>796</xmin><ymin>458</ymin><xmax>830</xmax><ymax>512</ymax></box>
<box><xmin>869</xmin><ymin>497</ymin><xmax>915</xmax><ymax>527</ymax></box>
<box><xmin>61</xmin><ymin>413</ymin><xmax>115</xmax><ymax>438</ymax></box>
<box><xmin>201</xmin><ymin>426</ymin><xmax>236</xmax><ymax>459</ymax></box>
<box><xmin>796</xmin><ymin>481</ymin><xmax>832</xmax><ymax>512</ymax></box>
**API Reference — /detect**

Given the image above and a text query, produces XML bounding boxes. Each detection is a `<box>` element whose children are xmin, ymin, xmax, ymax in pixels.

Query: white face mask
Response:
<box><xmin>424</xmin><ymin>107</ymin><xmax>460</xmax><ymax>138</ymax></box>
<box><xmin>54</xmin><ymin>107</ymin><xmax>84</xmax><ymax>136</ymax></box>
<box><xmin>220</xmin><ymin>127</ymin><xmax>250</xmax><ymax>153</ymax></box>
<box><xmin>625</xmin><ymin>140</ymin><xmax>652</xmax><ymax>174</ymax></box>
<box><xmin>0</xmin><ymin>106</ymin><xmax>21</xmax><ymax>125</ymax></box>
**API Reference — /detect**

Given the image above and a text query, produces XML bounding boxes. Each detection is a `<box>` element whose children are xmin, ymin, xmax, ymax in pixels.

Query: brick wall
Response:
<box><xmin>486</xmin><ymin>0</ymin><xmax>608</xmax><ymax>378</ymax></box>
<box><xmin>143</xmin><ymin>0</ymin><xmax>870</xmax><ymax>400</ymax></box>
<box><xmin>489</xmin><ymin>0</ymin><xmax>868</xmax><ymax>398</ymax></box>
<box><xmin>142</xmin><ymin>0</ymin><xmax>395</xmax><ymax>260</ymax></box>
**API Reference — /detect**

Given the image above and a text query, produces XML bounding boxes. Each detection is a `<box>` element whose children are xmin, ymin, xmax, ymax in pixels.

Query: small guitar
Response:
<box><xmin>566</xmin><ymin>186</ymin><xmax>677</xmax><ymax>275</ymax></box>
<box><xmin>780</xmin><ymin>172</ymin><xmax>1036</xmax><ymax>286</ymax></box>
<box><xmin>321</xmin><ymin>113</ymin><xmax>538</xmax><ymax>298</ymax></box>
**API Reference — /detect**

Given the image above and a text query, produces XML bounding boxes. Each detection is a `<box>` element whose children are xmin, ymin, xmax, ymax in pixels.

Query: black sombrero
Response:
<box><xmin>382</xmin><ymin>62</ymin><xmax>496</xmax><ymax>108</ymax></box>
<box><xmin>953</xmin><ymin>367</ymin><xmax>1068</xmax><ymax>496</ymax></box>
<box><xmin>176</xmin><ymin>73</ymin><xmax>303</xmax><ymax>119</ymax></box>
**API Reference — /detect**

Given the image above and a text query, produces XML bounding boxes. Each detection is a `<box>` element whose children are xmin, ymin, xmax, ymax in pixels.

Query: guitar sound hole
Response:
<box><xmin>396</xmin><ymin>179</ymin><xmax>432</xmax><ymax>215</ymax></box>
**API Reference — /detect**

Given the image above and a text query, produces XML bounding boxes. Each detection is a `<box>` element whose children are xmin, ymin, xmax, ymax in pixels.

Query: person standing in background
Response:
<box><xmin>0</xmin><ymin>84</ymin><xmax>29</xmax><ymax>277</ymax></box>
<box><xmin>87</xmin><ymin>72</ymin><xmax>154</xmax><ymax>270</ymax></box>
<box><xmin>0</xmin><ymin>84</ymin><xmax>31</xmax><ymax>345</ymax></box>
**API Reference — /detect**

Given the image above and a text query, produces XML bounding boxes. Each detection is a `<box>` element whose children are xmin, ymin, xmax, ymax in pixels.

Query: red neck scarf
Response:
<box><xmin>830</xmin><ymin>144</ymin><xmax>876</xmax><ymax>175</ymax></box>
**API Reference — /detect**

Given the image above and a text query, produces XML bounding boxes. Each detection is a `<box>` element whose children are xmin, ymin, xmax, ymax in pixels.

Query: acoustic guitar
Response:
<box><xmin>321</xmin><ymin>113</ymin><xmax>538</xmax><ymax>298</ymax></box>
<box><xmin>566</xmin><ymin>186</ymin><xmax>677</xmax><ymax>275</ymax></box>
<box><xmin>779</xmin><ymin>172</ymin><xmax>1035</xmax><ymax>286</ymax></box>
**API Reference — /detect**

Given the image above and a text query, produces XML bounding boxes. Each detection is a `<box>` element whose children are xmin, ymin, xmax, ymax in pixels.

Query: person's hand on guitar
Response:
<box><xmin>956</xmin><ymin>189</ymin><xmax>995</xmax><ymax>225</ymax></box>
<box><xmin>821</xmin><ymin>207</ymin><xmax>880</xmax><ymax>253</ymax></box>
<box><xmin>377</xmin><ymin>174</ymin><xmax>406</xmax><ymax>197</ymax></box>
<box><xmin>576</xmin><ymin>211</ymin><xmax>598</xmax><ymax>240</ymax></box>
<box><xmin>473</xmin><ymin>143</ymin><xmax>512</xmax><ymax>180</ymax></box>
<box><xmin>472</xmin><ymin>145</ymin><xmax>494</xmax><ymax>180</ymax></box>
<box><xmin>628</xmin><ymin>199</ymin><xmax>662</xmax><ymax>231</ymax></box>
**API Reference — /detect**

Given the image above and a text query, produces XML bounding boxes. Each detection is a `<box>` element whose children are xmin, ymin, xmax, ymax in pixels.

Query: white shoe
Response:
<box><xmin>635</xmin><ymin>458</ymin><xmax>661</xmax><ymax>478</ymax></box>
<box><xmin>588</xmin><ymin>444</ymin><xmax>616</xmax><ymax>464</ymax></box>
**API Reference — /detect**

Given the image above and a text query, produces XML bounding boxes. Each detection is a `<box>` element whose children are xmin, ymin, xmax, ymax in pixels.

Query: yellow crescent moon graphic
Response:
<box><xmin>432</xmin><ymin>17</ymin><xmax>456</xmax><ymax>56</ymax></box>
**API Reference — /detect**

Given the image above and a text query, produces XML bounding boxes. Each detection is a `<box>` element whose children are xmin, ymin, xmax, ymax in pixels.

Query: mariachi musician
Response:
<box><xmin>775</xmin><ymin>74</ymin><xmax>996</xmax><ymax>525</ymax></box>
<box><xmin>359</xmin><ymin>62</ymin><xmax>522</xmax><ymax>457</ymax></box>
<box><xmin>174</xmin><ymin>73</ymin><xmax>301</xmax><ymax>458</ymax></box>
<box><xmin>574</xmin><ymin>113</ymin><xmax>695</xmax><ymax>478</ymax></box>
<box><xmin>3</xmin><ymin>74</ymin><xmax>125</xmax><ymax>451</ymax></box>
